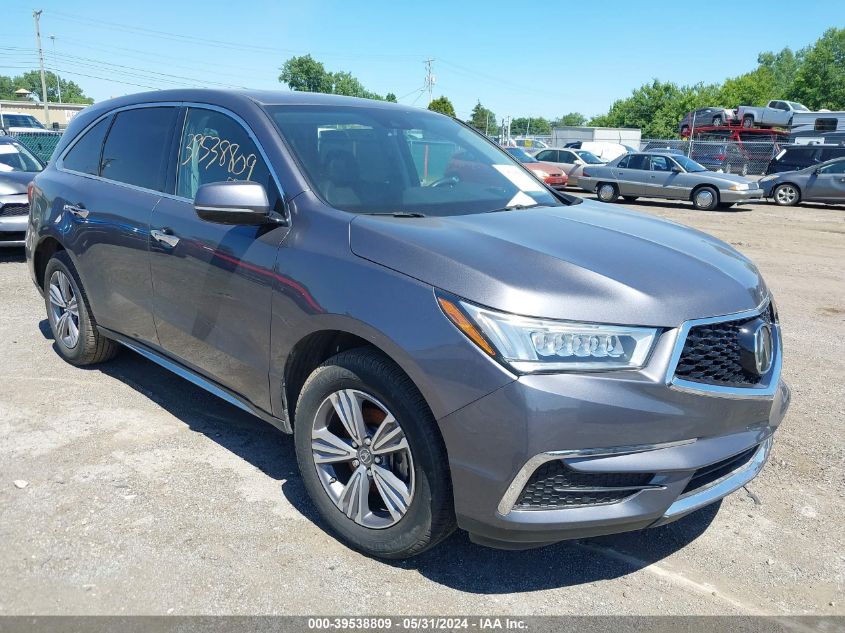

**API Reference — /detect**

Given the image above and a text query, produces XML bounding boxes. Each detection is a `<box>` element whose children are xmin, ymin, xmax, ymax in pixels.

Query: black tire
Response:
<box><xmin>692</xmin><ymin>185</ymin><xmax>719</xmax><ymax>211</ymax></box>
<box><xmin>43</xmin><ymin>251</ymin><xmax>119</xmax><ymax>366</ymax></box>
<box><xmin>622</xmin><ymin>196</ymin><xmax>638</xmax><ymax>202</ymax></box>
<box><xmin>294</xmin><ymin>348</ymin><xmax>455</xmax><ymax>559</ymax></box>
<box><xmin>742</xmin><ymin>116</ymin><xmax>754</xmax><ymax>129</ymax></box>
<box><xmin>773</xmin><ymin>183</ymin><xmax>800</xmax><ymax>207</ymax></box>
<box><xmin>596</xmin><ymin>182</ymin><xmax>618</xmax><ymax>203</ymax></box>
<box><xmin>712</xmin><ymin>115</ymin><xmax>723</xmax><ymax>127</ymax></box>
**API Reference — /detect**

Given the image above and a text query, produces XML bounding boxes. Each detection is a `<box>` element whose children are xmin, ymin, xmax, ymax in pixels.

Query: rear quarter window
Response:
<box><xmin>62</xmin><ymin>117</ymin><xmax>111</xmax><ymax>176</ymax></box>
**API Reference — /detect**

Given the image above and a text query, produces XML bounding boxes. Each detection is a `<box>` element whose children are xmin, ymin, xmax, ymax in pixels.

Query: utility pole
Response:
<box><xmin>50</xmin><ymin>35</ymin><xmax>62</xmax><ymax>104</ymax></box>
<box><xmin>33</xmin><ymin>10</ymin><xmax>50</xmax><ymax>125</ymax></box>
<box><xmin>424</xmin><ymin>59</ymin><xmax>434</xmax><ymax>107</ymax></box>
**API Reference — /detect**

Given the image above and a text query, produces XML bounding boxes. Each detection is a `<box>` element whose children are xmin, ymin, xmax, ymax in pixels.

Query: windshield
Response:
<box><xmin>575</xmin><ymin>150</ymin><xmax>603</xmax><ymax>164</ymax></box>
<box><xmin>267</xmin><ymin>105</ymin><xmax>560</xmax><ymax>216</ymax></box>
<box><xmin>0</xmin><ymin>114</ymin><xmax>45</xmax><ymax>129</ymax></box>
<box><xmin>504</xmin><ymin>147</ymin><xmax>538</xmax><ymax>163</ymax></box>
<box><xmin>0</xmin><ymin>141</ymin><xmax>43</xmax><ymax>172</ymax></box>
<box><xmin>673</xmin><ymin>155</ymin><xmax>708</xmax><ymax>172</ymax></box>
<box><xmin>787</xmin><ymin>102</ymin><xmax>809</xmax><ymax>112</ymax></box>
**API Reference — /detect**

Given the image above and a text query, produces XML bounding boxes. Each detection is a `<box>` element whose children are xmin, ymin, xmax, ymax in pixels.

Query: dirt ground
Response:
<box><xmin>0</xmin><ymin>195</ymin><xmax>842</xmax><ymax>616</ymax></box>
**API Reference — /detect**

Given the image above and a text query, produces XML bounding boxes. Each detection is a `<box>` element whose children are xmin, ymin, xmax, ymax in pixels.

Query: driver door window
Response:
<box><xmin>177</xmin><ymin>108</ymin><xmax>272</xmax><ymax>200</ymax></box>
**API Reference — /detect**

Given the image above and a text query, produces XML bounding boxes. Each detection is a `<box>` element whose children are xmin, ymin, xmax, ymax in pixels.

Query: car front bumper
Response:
<box><xmin>437</xmin><ymin>323</ymin><xmax>789</xmax><ymax>549</ymax></box>
<box><xmin>719</xmin><ymin>187</ymin><xmax>764</xmax><ymax>204</ymax></box>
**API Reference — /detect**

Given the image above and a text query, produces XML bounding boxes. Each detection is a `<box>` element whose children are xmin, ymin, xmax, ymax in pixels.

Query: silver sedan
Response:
<box><xmin>578</xmin><ymin>151</ymin><xmax>763</xmax><ymax>210</ymax></box>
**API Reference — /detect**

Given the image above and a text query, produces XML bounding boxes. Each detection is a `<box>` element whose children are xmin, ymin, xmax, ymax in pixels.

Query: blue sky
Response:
<box><xmin>4</xmin><ymin>0</ymin><xmax>844</xmax><ymax>121</ymax></box>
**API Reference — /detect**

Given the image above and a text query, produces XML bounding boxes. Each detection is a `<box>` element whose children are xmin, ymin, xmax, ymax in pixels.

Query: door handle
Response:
<box><xmin>63</xmin><ymin>203</ymin><xmax>89</xmax><ymax>219</ymax></box>
<box><xmin>151</xmin><ymin>228</ymin><xmax>180</xmax><ymax>248</ymax></box>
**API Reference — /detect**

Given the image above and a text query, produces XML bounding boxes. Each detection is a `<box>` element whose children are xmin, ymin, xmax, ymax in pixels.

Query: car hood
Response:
<box><xmin>349</xmin><ymin>201</ymin><xmax>767</xmax><ymax>327</ymax></box>
<box><xmin>0</xmin><ymin>171</ymin><xmax>37</xmax><ymax>195</ymax></box>
<box><xmin>695</xmin><ymin>171</ymin><xmax>755</xmax><ymax>186</ymax></box>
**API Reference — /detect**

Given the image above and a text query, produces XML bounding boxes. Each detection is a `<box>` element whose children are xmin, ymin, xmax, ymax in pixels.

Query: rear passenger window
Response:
<box><xmin>100</xmin><ymin>107</ymin><xmax>177</xmax><ymax>192</ymax></box>
<box><xmin>177</xmin><ymin>108</ymin><xmax>272</xmax><ymax>200</ymax></box>
<box><xmin>62</xmin><ymin>117</ymin><xmax>110</xmax><ymax>176</ymax></box>
<box><xmin>626</xmin><ymin>154</ymin><xmax>648</xmax><ymax>170</ymax></box>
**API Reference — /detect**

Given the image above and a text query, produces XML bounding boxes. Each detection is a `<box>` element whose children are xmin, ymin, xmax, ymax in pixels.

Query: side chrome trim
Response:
<box><xmin>664</xmin><ymin>298</ymin><xmax>783</xmax><ymax>399</ymax></box>
<box><xmin>496</xmin><ymin>438</ymin><xmax>696</xmax><ymax>516</ymax></box>
<box><xmin>102</xmin><ymin>329</ymin><xmax>291</xmax><ymax>434</ymax></box>
<box><xmin>661</xmin><ymin>436</ymin><xmax>772</xmax><ymax>520</ymax></box>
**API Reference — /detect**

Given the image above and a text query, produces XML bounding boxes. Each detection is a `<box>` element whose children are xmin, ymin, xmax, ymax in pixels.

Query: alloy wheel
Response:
<box><xmin>48</xmin><ymin>270</ymin><xmax>80</xmax><ymax>349</ymax></box>
<box><xmin>310</xmin><ymin>389</ymin><xmax>415</xmax><ymax>529</ymax></box>
<box><xmin>775</xmin><ymin>185</ymin><xmax>798</xmax><ymax>205</ymax></box>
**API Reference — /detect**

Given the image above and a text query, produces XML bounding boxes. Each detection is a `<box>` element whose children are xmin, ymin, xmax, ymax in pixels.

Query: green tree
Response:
<box><xmin>553</xmin><ymin>112</ymin><xmax>587</xmax><ymax>127</ymax></box>
<box><xmin>428</xmin><ymin>96</ymin><xmax>456</xmax><ymax>117</ymax></box>
<box><xmin>792</xmin><ymin>27</ymin><xmax>845</xmax><ymax>110</ymax></box>
<box><xmin>279</xmin><ymin>55</ymin><xmax>332</xmax><ymax>93</ymax></box>
<box><xmin>384</xmin><ymin>92</ymin><xmax>397</xmax><ymax>103</ymax></box>
<box><xmin>717</xmin><ymin>67</ymin><xmax>776</xmax><ymax>108</ymax></box>
<box><xmin>0</xmin><ymin>71</ymin><xmax>92</xmax><ymax>104</ymax></box>
<box><xmin>279</xmin><ymin>55</ymin><xmax>393</xmax><ymax>102</ymax></box>
<box><xmin>467</xmin><ymin>100</ymin><xmax>496</xmax><ymax>134</ymax></box>
<box><xmin>510</xmin><ymin>117</ymin><xmax>551</xmax><ymax>135</ymax></box>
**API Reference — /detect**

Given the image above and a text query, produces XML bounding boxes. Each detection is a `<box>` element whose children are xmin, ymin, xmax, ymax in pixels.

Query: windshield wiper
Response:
<box><xmin>486</xmin><ymin>203</ymin><xmax>545</xmax><ymax>213</ymax></box>
<box><xmin>363</xmin><ymin>211</ymin><xmax>426</xmax><ymax>218</ymax></box>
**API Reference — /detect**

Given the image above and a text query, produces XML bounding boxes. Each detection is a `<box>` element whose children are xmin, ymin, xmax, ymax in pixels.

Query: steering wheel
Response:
<box><xmin>428</xmin><ymin>175</ymin><xmax>460</xmax><ymax>188</ymax></box>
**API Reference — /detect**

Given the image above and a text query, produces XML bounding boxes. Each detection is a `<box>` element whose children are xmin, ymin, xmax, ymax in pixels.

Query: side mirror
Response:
<box><xmin>671</xmin><ymin>166</ymin><xmax>682</xmax><ymax>173</ymax></box>
<box><xmin>194</xmin><ymin>181</ymin><xmax>272</xmax><ymax>225</ymax></box>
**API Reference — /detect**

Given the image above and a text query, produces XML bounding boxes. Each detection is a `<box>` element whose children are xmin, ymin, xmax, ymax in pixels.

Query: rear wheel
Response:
<box><xmin>740</xmin><ymin>162</ymin><xmax>749</xmax><ymax>176</ymax></box>
<box><xmin>773</xmin><ymin>183</ymin><xmax>800</xmax><ymax>206</ymax></box>
<box><xmin>596</xmin><ymin>182</ymin><xmax>618</xmax><ymax>203</ymax></box>
<box><xmin>692</xmin><ymin>186</ymin><xmax>719</xmax><ymax>211</ymax></box>
<box><xmin>44</xmin><ymin>251</ymin><xmax>119</xmax><ymax>366</ymax></box>
<box><xmin>742</xmin><ymin>116</ymin><xmax>754</xmax><ymax>129</ymax></box>
<box><xmin>712</xmin><ymin>115</ymin><xmax>723</xmax><ymax>127</ymax></box>
<box><xmin>294</xmin><ymin>348</ymin><xmax>455</xmax><ymax>559</ymax></box>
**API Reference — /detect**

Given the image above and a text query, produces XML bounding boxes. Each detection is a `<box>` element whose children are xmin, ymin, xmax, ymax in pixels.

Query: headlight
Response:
<box><xmin>532</xmin><ymin>170</ymin><xmax>549</xmax><ymax>180</ymax></box>
<box><xmin>729</xmin><ymin>183</ymin><xmax>750</xmax><ymax>191</ymax></box>
<box><xmin>437</xmin><ymin>295</ymin><xmax>659</xmax><ymax>373</ymax></box>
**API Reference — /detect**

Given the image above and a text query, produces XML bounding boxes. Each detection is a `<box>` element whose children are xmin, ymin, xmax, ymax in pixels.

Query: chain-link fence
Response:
<box><xmin>2</xmin><ymin>130</ymin><xmax>63</xmax><ymax>164</ymax></box>
<box><xmin>640</xmin><ymin>137</ymin><xmax>787</xmax><ymax>176</ymax></box>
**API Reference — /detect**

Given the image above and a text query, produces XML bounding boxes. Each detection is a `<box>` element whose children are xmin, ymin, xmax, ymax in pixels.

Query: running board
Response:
<box><xmin>99</xmin><ymin>328</ymin><xmax>291</xmax><ymax>434</ymax></box>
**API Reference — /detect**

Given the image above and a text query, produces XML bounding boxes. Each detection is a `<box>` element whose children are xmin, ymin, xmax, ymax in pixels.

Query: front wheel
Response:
<box><xmin>596</xmin><ymin>182</ymin><xmax>619</xmax><ymax>203</ymax></box>
<box><xmin>692</xmin><ymin>186</ymin><xmax>719</xmax><ymax>211</ymax></box>
<box><xmin>742</xmin><ymin>116</ymin><xmax>754</xmax><ymax>129</ymax></box>
<box><xmin>773</xmin><ymin>183</ymin><xmax>800</xmax><ymax>206</ymax></box>
<box><xmin>712</xmin><ymin>115</ymin><xmax>723</xmax><ymax>126</ymax></box>
<box><xmin>294</xmin><ymin>348</ymin><xmax>455</xmax><ymax>559</ymax></box>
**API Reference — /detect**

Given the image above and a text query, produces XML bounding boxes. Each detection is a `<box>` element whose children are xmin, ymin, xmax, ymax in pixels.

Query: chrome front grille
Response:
<box><xmin>669</xmin><ymin>301</ymin><xmax>780</xmax><ymax>393</ymax></box>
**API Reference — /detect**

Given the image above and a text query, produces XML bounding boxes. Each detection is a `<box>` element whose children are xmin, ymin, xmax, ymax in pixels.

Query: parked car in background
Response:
<box><xmin>760</xmin><ymin>157</ymin><xmax>845</xmax><ymax>206</ymax></box>
<box><xmin>504</xmin><ymin>147</ymin><xmax>568</xmax><ymax>189</ymax></box>
<box><xmin>765</xmin><ymin>143</ymin><xmax>845</xmax><ymax>175</ymax></box>
<box><xmin>532</xmin><ymin>148</ymin><xmax>604</xmax><ymax>187</ymax></box>
<box><xmin>513</xmin><ymin>138</ymin><xmax>549</xmax><ymax>149</ymax></box>
<box><xmin>737</xmin><ymin>101</ymin><xmax>809</xmax><ymax>129</ymax></box>
<box><xmin>26</xmin><ymin>89</ymin><xmax>787</xmax><ymax>558</ymax></box>
<box><xmin>578</xmin><ymin>151</ymin><xmax>763</xmax><ymax>210</ymax></box>
<box><xmin>0</xmin><ymin>136</ymin><xmax>44</xmax><ymax>247</ymax></box>
<box><xmin>564</xmin><ymin>141</ymin><xmax>631</xmax><ymax>162</ymax></box>
<box><xmin>0</xmin><ymin>112</ymin><xmax>48</xmax><ymax>133</ymax></box>
<box><xmin>690</xmin><ymin>143</ymin><xmax>749</xmax><ymax>176</ymax></box>
<box><xmin>679</xmin><ymin>108</ymin><xmax>736</xmax><ymax>135</ymax></box>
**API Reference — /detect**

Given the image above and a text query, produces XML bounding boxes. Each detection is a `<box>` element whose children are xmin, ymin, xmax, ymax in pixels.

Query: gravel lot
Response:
<box><xmin>0</xmin><ymin>195</ymin><xmax>842</xmax><ymax>616</ymax></box>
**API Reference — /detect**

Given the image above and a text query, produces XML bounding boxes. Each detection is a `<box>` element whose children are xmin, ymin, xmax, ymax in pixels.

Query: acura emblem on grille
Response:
<box><xmin>738</xmin><ymin>319</ymin><xmax>773</xmax><ymax>376</ymax></box>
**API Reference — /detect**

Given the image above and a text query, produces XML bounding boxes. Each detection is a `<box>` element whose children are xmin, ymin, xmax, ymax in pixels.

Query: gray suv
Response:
<box><xmin>26</xmin><ymin>90</ymin><xmax>789</xmax><ymax>558</ymax></box>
